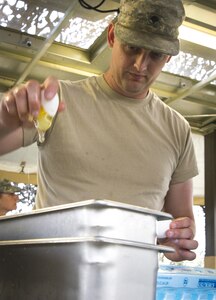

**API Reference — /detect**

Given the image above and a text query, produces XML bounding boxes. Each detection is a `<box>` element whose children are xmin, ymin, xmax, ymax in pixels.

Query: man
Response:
<box><xmin>0</xmin><ymin>180</ymin><xmax>21</xmax><ymax>216</ymax></box>
<box><xmin>0</xmin><ymin>0</ymin><xmax>198</xmax><ymax>261</ymax></box>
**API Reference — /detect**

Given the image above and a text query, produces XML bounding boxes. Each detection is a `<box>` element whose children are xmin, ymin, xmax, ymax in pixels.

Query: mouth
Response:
<box><xmin>128</xmin><ymin>72</ymin><xmax>147</xmax><ymax>81</ymax></box>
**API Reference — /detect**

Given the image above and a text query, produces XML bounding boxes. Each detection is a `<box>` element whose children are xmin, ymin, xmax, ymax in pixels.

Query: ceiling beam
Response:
<box><xmin>182</xmin><ymin>97</ymin><xmax>216</xmax><ymax>109</ymax></box>
<box><xmin>165</xmin><ymin>69</ymin><xmax>216</xmax><ymax>105</ymax></box>
<box><xmin>194</xmin><ymin>0</ymin><xmax>216</xmax><ymax>10</ymax></box>
<box><xmin>15</xmin><ymin>1</ymin><xmax>79</xmax><ymax>86</ymax></box>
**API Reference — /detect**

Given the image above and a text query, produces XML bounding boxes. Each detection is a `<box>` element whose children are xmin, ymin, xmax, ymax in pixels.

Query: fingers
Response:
<box><xmin>173</xmin><ymin>238</ymin><xmax>199</xmax><ymax>251</ymax></box>
<box><xmin>3</xmin><ymin>77</ymin><xmax>59</xmax><ymax>124</ymax></box>
<box><xmin>42</xmin><ymin>76</ymin><xmax>59</xmax><ymax>101</ymax></box>
<box><xmin>18</xmin><ymin>80</ymin><xmax>41</xmax><ymax>120</ymax></box>
<box><xmin>168</xmin><ymin>243</ymin><xmax>198</xmax><ymax>261</ymax></box>
<box><xmin>4</xmin><ymin>80</ymin><xmax>40</xmax><ymax>122</ymax></box>
<box><xmin>166</xmin><ymin>217</ymin><xmax>195</xmax><ymax>239</ymax></box>
<box><xmin>165</xmin><ymin>247</ymin><xmax>197</xmax><ymax>262</ymax></box>
<box><xmin>25</xmin><ymin>80</ymin><xmax>41</xmax><ymax>117</ymax></box>
<box><xmin>161</xmin><ymin>238</ymin><xmax>198</xmax><ymax>262</ymax></box>
<box><xmin>159</xmin><ymin>216</ymin><xmax>198</xmax><ymax>262</ymax></box>
<box><xmin>166</xmin><ymin>226</ymin><xmax>194</xmax><ymax>239</ymax></box>
<box><xmin>177</xmin><ymin>249</ymin><xmax>197</xmax><ymax>261</ymax></box>
<box><xmin>170</xmin><ymin>217</ymin><xmax>192</xmax><ymax>230</ymax></box>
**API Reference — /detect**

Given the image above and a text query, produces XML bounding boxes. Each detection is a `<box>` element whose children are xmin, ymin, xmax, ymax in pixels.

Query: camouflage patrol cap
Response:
<box><xmin>0</xmin><ymin>180</ymin><xmax>21</xmax><ymax>194</ymax></box>
<box><xmin>115</xmin><ymin>0</ymin><xmax>185</xmax><ymax>56</ymax></box>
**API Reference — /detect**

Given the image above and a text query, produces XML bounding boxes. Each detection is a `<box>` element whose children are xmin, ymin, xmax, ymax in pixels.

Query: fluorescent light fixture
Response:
<box><xmin>179</xmin><ymin>25</ymin><xmax>216</xmax><ymax>50</ymax></box>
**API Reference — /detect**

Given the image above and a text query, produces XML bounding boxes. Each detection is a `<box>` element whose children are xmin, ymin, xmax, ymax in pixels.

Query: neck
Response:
<box><xmin>103</xmin><ymin>71</ymin><xmax>149</xmax><ymax>99</ymax></box>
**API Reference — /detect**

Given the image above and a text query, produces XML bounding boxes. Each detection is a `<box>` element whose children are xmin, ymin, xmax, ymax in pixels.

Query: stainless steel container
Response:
<box><xmin>0</xmin><ymin>199</ymin><xmax>172</xmax><ymax>244</ymax></box>
<box><xmin>0</xmin><ymin>237</ymin><xmax>173</xmax><ymax>300</ymax></box>
<box><xmin>0</xmin><ymin>200</ymin><xmax>174</xmax><ymax>300</ymax></box>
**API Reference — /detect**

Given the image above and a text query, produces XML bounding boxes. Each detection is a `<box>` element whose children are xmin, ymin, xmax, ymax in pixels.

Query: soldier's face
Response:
<box><xmin>0</xmin><ymin>193</ymin><xmax>18</xmax><ymax>212</ymax></box>
<box><xmin>106</xmin><ymin>23</ymin><xmax>171</xmax><ymax>99</ymax></box>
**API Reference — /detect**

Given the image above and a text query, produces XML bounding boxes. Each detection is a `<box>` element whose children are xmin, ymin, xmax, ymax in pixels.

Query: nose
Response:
<box><xmin>134</xmin><ymin>51</ymin><xmax>149</xmax><ymax>72</ymax></box>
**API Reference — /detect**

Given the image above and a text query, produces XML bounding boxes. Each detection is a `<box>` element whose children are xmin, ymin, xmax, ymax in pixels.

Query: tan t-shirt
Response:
<box><xmin>23</xmin><ymin>75</ymin><xmax>198</xmax><ymax>209</ymax></box>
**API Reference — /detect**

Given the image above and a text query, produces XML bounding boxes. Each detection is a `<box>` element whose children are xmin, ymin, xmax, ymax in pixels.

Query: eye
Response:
<box><xmin>123</xmin><ymin>44</ymin><xmax>141</xmax><ymax>55</ymax></box>
<box><xmin>150</xmin><ymin>51</ymin><xmax>166</xmax><ymax>61</ymax></box>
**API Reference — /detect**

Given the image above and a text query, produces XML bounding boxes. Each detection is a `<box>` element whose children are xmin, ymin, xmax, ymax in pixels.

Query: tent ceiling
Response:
<box><xmin>0</xmin><ymin>0</ymin><xmax>215</xmax><ymax>137</ymax></box>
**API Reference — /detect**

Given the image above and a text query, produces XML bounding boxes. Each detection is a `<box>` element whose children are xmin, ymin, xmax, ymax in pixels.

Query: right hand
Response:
<box><xmin>158</xmin><ymin>217</ymin><xmax>198</xmax><ymax>262</ymax></box>
<box><xmin>1</xmin><ymin>76</ymin><xmax>60</xmax><ymax>129</ymax></box>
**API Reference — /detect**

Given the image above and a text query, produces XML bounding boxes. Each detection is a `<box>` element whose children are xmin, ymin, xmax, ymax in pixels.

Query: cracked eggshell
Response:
<box><xmin>41</xmin><ymin>90</ymin><xmax>59</xmax><ymax>117</ymax></box>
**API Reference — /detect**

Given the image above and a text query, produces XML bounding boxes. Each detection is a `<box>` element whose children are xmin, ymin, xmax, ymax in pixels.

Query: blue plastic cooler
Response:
<box><xmin>156</xmin><ymin>265</ymin><xmax>216</xmax><ymax>300</ymax></box>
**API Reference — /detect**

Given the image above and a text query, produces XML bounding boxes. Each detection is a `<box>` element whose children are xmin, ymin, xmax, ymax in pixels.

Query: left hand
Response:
<box><xmin>158</xmin><ymin>217</ymin><xmax>198</xmax><ymax>262</ymax></box>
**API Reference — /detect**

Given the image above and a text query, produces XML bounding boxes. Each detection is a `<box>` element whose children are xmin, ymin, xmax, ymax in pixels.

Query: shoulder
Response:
<box><xmin>150</xmin><ymin>90</ymin><xmax>190</xmax><ymax>130</ymax></box>
<box><xmin>59</xmin><ymin>76</ymin><xmax>98</xmax><ymax>93</ymax></box>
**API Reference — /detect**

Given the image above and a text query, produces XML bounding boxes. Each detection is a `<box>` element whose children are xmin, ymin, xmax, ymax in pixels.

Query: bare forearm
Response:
<box><xmin>0</xmin><ymin>95</ymin><xmax>24</xmax><ymax>154</ymax></box>
<box><xmin>160</xmin><ymin>180</ymin><xmax>198</xmax><ymax>261</ymax></box>
<box><xmin>0</xmin><ymin>96</ymin><xmax>21</xmax><ymax>138</ymax></box>
<box><xmin>0</xmin><ymin>128</ymin><xmax>23</xmax><ymax>155</ymax></box>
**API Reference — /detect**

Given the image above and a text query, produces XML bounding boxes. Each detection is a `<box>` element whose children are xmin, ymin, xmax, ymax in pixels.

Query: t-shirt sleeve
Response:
<box><xmin>170</xmin><ymin>128</ymin><xmax>199</xmax><ymax>184</ymax></box>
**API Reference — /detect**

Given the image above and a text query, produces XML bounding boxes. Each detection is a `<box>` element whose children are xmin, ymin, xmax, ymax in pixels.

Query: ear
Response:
<box><xmin>107</xmin><ymin>23</ymin><xmax>115</xmax><ymax>48</ymax></box>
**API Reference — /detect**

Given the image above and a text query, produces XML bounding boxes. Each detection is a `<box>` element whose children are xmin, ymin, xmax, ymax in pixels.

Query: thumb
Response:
<box><xmin>41</xmin><ymin>76</ymin><xmax>59</xmax><ymax>100</ymax></box>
